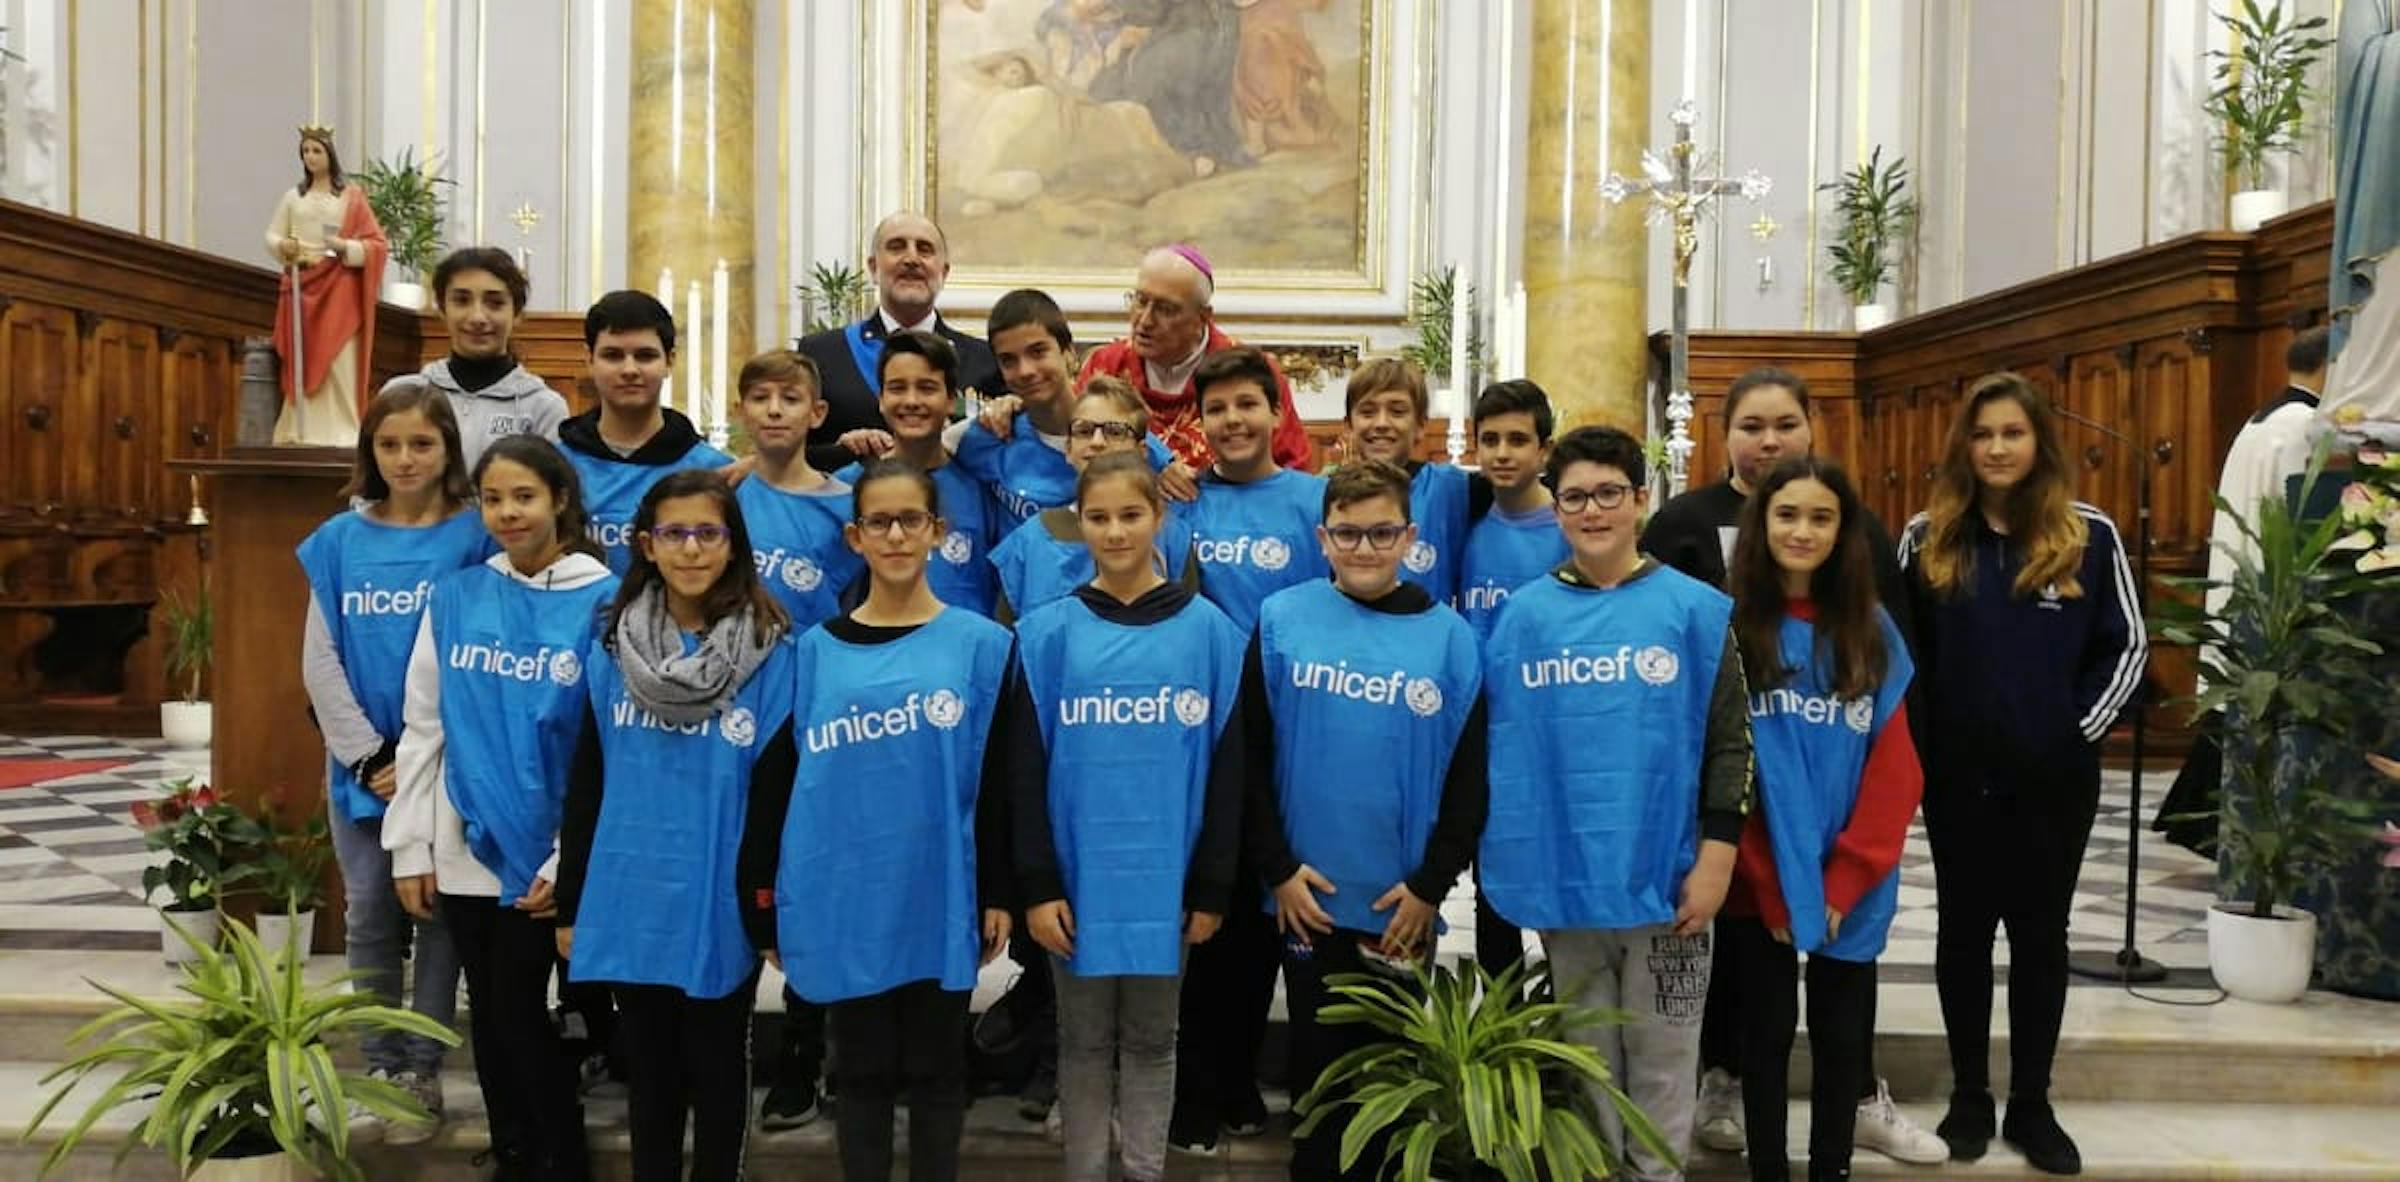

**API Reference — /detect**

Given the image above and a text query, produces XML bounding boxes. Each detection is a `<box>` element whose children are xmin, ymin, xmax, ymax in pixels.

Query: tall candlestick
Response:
<box><xmin>712</xmin><ymin>260</ymin><xmax>731</xmax><ymax>435</ymax></box>
<box><xmin>1448</xmin><ymin>264</ymin><xmax>1471</xmax><ymax>420</ymax></box>
<box><xmin>1681</xmin><ymin>0</ymin><xmax>1699</xmax><ymax>103</ymax></box>
<box><xmin>686</xmin><ymin>280</ymin><xmax>706</xmax><ymax>427</ymax></box>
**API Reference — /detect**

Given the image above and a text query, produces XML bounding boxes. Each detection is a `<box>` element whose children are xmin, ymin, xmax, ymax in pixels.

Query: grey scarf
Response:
<box><xmin>613</xmin><ymin>584</ymin><xmax>776</xmax><ymax>724</ymax></box>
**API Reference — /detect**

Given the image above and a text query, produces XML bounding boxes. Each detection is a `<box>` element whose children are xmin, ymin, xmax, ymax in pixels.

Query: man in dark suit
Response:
<box><xmin>795</xmin><ymin>209</ymin><xmax>1001</xmax><ymax>473</ymax></box>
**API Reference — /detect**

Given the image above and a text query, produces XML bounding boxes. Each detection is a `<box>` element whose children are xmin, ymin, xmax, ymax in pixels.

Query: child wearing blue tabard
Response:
<box><xmin>1478</xmin><ymin>428</ymin><xmax>1754</xmax><ymax>1182</ymax></box>
<box><xmin>1339</xmin><ymin>358</ymin><xmax>1495</xmax><ymax>606</ymax></box>
<box><xmin>1167</xmin><ymin>346</ymin><xmax>1322</xmax><ymax>1151</ymax></box>
<box><xmin>296</xmin><ymin>379</ymin><xmax>486</xmax><ymax>1144</ymax></box>
<box><xmin>1240</xmin><ymin>461</ymin><xmax>1487</xmax><ymax>1181</ymax></box>
<box><xmin>989</xmin><ymin>378</ymin><xmax>1198</xmax><ymax>622</ymax></box>
<box><xmin>550</xmin><ymin>470</ymin><xmax>798</xmax><ymax>1182</ymax></box>
<box><xmin>729</xmin><ymin>348</ymin><xmax>861</xmax><ymax>629</ymax></box>
<box><xmin>555</xmin><ymin>291</ymin><xmax>735</xmax><ymax>573</ymax></box>
<box><xmin>1716</xmin><ymin>458</ymin><xmax>1922</xmax><ymax>1182</ymax></box>
<box><xmin>953</xmin><ymin>289</ymin><xmax>1180</xmax><ymax>527</ymax></box>
<box><xmin>385</xmin><ymin>435</ymin><xmax>618</xmax><ymax>1181</ymax></box>
<box><xmin>1005</xmin><ymin>454</ymin><xmax>1249</xmax><ymax>1182</ymax></box>
<box><xmin>829</xmin><ymin>329</ymin><xmax>1005</xmax><ymax>618</ymax></box>
<box><xmin>740</xmin><ymin>460</ymin><xmax>1017</xmax><ymax>1182</ymax></box>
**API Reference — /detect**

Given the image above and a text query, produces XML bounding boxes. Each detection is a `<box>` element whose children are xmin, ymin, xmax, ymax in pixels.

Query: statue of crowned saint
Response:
<box><xmin>262</xmin><ymin>124</ymin><xmax>387</xmax><ymax>446</ymax></box>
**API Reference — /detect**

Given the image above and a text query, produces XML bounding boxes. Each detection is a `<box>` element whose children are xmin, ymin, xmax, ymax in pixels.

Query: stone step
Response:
<box><xmin>5</xmin><ymin>1057</ymin><xmax>2393</xmax><ymax>1182</ymax></box>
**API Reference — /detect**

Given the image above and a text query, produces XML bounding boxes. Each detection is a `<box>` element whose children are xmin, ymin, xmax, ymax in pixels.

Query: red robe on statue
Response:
<box><xmin>1077</xmin><ymin>325</ymin><xmax>1314</xmax><ymax>471</ymax></box>
<box><xmin>271</xmin><ymin>185</ymin><xmax>387</xmax><ymax>411</ymax></box>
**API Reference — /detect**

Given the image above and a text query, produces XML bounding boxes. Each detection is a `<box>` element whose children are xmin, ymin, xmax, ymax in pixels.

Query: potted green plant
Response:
<box><xmin>1292</xmin><ymin>958</ymin><xmax>1671</xmax><ymax>1181</ymax></box>
<box><xmin>354</xmin><ymin>148</ymin><xmax>454</xmax><ymax>308</ymax></box>
<box><xmin>2159</xmin><ymin>458</ymin><xmax>2386</xmax><ymax>1002</ymax></box>
<box><xmin>795</xmin><ymin>258</ymin><xmax>872</xmax><ymax>337</ymax></box>
<box><xmin>2203</xmin><ymin>0</ymin><xmax>2334</xmax><ymax>231</ymax></box>
<box><xmin>130</xmin><ymin>778</ymin><xmax>265</xmax><ymax>966</ymax></box>
<box><xmin>24</xmin><ymin>915</ymin><xmax>460</xmax><ymax>1181</ymax></box>
<box><xmin>158</xmin><ymin>589</ymin><xmax>211</xmax><ymax>749</ymax></box>
<box><xmin>1398</xmin><ymin>264</ymin><xmax>1485</xmax><ymax>388</ymax></box>
<box><xmin>229</xmin><ymin>805</ymin><xmax>332</xmax><ymax>960</ymax></box>
<box><xmin>1819</xmin><ymin>146</ymin><xmax>1918</xmax><ymax>330</ymax></box>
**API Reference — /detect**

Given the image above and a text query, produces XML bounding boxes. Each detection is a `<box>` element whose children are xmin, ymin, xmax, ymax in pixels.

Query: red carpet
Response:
<box><xmin>0</xmin><ymin>758</ymin><xmax>129</xmax><ymax>790</ymax></box>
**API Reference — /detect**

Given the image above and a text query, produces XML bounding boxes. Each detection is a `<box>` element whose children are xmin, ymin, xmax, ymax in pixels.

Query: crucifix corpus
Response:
<box><xmin>1601</xmin><ymin>101</ymin><xmax>1771</xmax><ymax>495</ymax></box>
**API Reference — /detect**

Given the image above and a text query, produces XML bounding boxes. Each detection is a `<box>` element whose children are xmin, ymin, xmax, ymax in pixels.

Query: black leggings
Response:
<box><xmin>1175</xmin><ymin>885</ymin><xmax>1279</xmax><ymax>1124</ymax></box>
<box><xmin>440</xmin><ymin>894</ymin><xmax>588</xmax><ymax>1178</ymax></box>
<box><xmin>615</xmin><ymin>973</ymin><xmax>759</xmax><ymax>1182</ymax></box>
<box><xmin>1926</xmin><ymin>772</ymin><xmax>2100</xmax><ymax>1103</ymax></box>
<box><xmin>1284</xmin><ymin>932</ymin><xmax>1415</xmax><ymax>1181</ymax></box>
<box><xmin>827</xmin><ymin>980</ymin><xmax>972</xmax><ymax>1182</ymax></box>
<box><xmin>1725</xmin><ymin>917</ymin><xmax>1875</xmax><ymax>1182</ymax></box>
<box><xmin>1705</xmin><ymin>926</ymin><xmax>1881</xmax><ymax>1096</ymax></box>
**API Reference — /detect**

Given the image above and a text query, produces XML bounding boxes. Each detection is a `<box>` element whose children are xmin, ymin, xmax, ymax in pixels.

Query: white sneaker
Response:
<box><xmin>1853</xmin><ymin>1078</ymin><xmax>1947</xmax><ymax>1164</ymax></box>
<box><xmin>1695</xmin><ymin>1067</ymin><xmax>1744</xmax><ymax>1152</ymax></box>
<box><xmin>345</xmin><ymin>1069</ymin><xmax>390</xmax><ymax>1144</ymax></box>
<box><xmin>381</xmin><ymin>1069</ymin><xmax>444</xmax><ymax>1147</ymax></box>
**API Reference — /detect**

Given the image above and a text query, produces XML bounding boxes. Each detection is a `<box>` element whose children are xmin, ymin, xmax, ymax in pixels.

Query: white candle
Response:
<box><xmin>712</xmin><ymin>259</ymin><xmax>730</xmax><ymax>435</ymax></box>
<box><xmin>686</xmin><ymin>280</ymin><xmax>706</xmax><ymax>427</ymax></box>
<box><xmin>1449</xmin><ymin>265</ymin><xmax>1471</xmax><ymax>420</ymax></box>
<box><xmin>1490</xmin><ymin>0</ymin><xmax>1512</xmax><ymax>398</ymax></box>
<box><xmin>658</xmin><ymin>266</ymin><xmax>674</xmax><ymax>303</ymax></box>
<box><xmin>1510</xmin><ymin>282</ymin><xmax>1528</xmax><ymax>381</ymax></box>
<box><xmin>1681</xmin><ymin>0</ymin><xmax>1699</xmax><ymax>104</ymax></box>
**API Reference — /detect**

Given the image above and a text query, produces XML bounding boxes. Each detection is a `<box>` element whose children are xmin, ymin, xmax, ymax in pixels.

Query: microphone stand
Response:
<box><xmin>2057</xmin><ymin>404</ymin><xmax>2170</xmax><ymax>985</ymax></box>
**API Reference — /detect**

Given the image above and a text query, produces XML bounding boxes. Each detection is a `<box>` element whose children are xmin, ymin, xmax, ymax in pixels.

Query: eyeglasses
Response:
<box><xmin>647</xmin><ymin>524</ymin><xmax>731</xmax><ymax>550</ymax></box>
<box><xmin>1325</xmin><ymin>523</ymin><xmax>1408</xmax><ymax>552</ymax></box>
<box><xmin>1123</xmin><ymin>290</ymin><xmax>1189</xmax><ymax>321</ymax></box>
<box><xmin>1554</xmin><ymin>483</ymin><xmax>1634</xmax><ymax>514</ymax></box>
<box><xmin>858</xmin><ymin>511</ymin><xmax>936</xmax><ymax>536</ymax></box>
<box><xmin>1070</xmin><ymin>419</ymin><xmax>1142</xmax><ymax>443</ymax></box>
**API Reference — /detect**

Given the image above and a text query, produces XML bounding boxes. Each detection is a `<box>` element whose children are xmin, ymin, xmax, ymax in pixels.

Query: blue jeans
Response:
<box><xmin>330</xmin><ymin>809</ymin><xmax>461</xmax><ymax>1073</ymax></box>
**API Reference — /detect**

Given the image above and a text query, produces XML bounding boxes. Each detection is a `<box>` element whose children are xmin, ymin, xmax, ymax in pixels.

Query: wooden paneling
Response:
<box><xmin>419</xmin><ymin>312</ymin><xmax>593</xmax><ymax>406</ymax></box>
<box><xmin>2</xmin><ymin>301</ymin><xmax>78</xmax><ymax>521</ymax></box>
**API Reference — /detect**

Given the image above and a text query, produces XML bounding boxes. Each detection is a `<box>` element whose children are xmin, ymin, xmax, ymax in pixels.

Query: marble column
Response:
<box><xmin>627</xmin><ymin>0</ymin><xmax>756</xmax><ymax>418</ymax></box>
<box><xmin>1521</xmin><ymin>0</ymin><xmax>1650</xmax><ymax>432</ymax></box>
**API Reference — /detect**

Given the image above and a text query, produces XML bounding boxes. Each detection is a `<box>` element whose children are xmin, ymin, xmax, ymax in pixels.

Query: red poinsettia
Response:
<box><xmin>132</xmin><ymin>778</ymin><xmax>260</xmax><ymax>910</ymax></box>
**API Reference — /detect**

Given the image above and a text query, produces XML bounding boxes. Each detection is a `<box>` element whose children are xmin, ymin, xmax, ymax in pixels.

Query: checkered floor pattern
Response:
<box><xmin>0</xmin><ymin>732</ymin><xmax>2216</xmax><ymax>975</ymax></box>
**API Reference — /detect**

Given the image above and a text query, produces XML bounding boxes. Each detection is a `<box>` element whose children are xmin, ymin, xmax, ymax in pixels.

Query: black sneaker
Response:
<box><xmin>470</xmin><ymin>1146</ymin><xmax>529</xmax><ymax>1182</ymax></box>
<box><xmin>1017</xmin><ymin>1056</ymin><xmax>1057</xmax><ymax>1122</ymax></box>
<box><xmin>1167</xmin><ymin>1106</ymin><xmax>1220</xmax><ymax>1157</ymax></box>
<box><xmin>2002</xmin><ymin>1100</ymin><xmax>2083</xmax><ymax>1176</ymax></box>
<box><xmin>1937</xmin><ymin>1089</ymin><xmax>1996</xmax><ymax>1162</ymax></box>
<box><xmin>759</xmin><ymin>1082</ymin><xmax>821</xmax><ymax>1131</ymax></box>
<box><xmin>1221</xmin><ymin>1085</ymin><xmax>1269</xmax><ymax>1137</ymax></box>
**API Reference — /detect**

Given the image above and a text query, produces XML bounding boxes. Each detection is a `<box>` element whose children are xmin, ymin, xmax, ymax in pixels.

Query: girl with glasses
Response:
<box><xmin>552</xmin><ymin>469</ymin><xmax>797</xmax><ymax>1182</ymax></box>
<box><xmin>990</xmin><ymin>377</ymin><xmax>1199</xmax><ymax>621</ymax></box>
<box><xmin>743</xmin><ymin>459</ymin><xmax>1017</xmax><ymax>1182</ymax></box>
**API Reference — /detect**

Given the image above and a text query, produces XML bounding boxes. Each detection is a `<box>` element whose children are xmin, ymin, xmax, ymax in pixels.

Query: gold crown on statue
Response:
<box><xmin>297</xmin><ymin>122</ymin><xmax>335</xmax><ymax>139</ymax></box>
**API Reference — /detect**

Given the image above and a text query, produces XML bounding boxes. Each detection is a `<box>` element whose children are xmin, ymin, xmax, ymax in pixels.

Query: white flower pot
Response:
<box><xmin>190</xmin><ymin>1148</ymin><xmax>307</xmax><ymax>1181</ymax></box>
<box><xmin>2206</xmin><ymin>902</ymin><xmax>2317</xmax><ymax>1003</ymax></box>
<box><xmin>1851</xmin><ymin>303</ymin><xmax>1893</xmax><ymax>332</ymax></box>
<box><xmin>159</xmin><ymin>906</ymin><xmax>222</xmax><ymax>965</ymax></box>
<box><xmin>160</xmin><ymin>700</ymin><xmax>213</xmax><ymax>750</ymax></box>
<box><xmin>385</xmin><ymin>279</ymin><xmax>426</xmax><ymax>310</ymax></box>
<box><xmin>2229</xmin><ymin>189</ymin><xmax>2290</xmax><ymax>233</ymax></box>
<box><xmin>254</xmin><ymin>910</ymin><xmax>316</xmax><ymax>961</ymax></box>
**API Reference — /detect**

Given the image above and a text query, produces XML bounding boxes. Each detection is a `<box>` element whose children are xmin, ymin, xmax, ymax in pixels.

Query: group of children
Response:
<box><xmin>297</xmin><ymin>247</ymin><xmax>2143</xmax><ymax>1182</ymax></box>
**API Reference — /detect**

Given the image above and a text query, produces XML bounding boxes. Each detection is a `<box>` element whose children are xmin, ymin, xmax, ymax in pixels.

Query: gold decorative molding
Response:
<box><xmin>139</xmin><ymin>0</ymin><xmax>149</xmax><ymax>236</ymax></box>
<box><xmin>587</xmin><ymin>0</ymin><xmax>605</xmax><ymax>304</ymax></box>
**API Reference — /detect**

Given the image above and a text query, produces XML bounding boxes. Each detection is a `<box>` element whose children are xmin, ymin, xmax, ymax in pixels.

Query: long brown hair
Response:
<box><xmin>1915</xmin><ymin>373</ymin><xmax>2088</xmax><ymax>600</ymax></box>
<box><xmin>1729</xmin><ymin>457</ymin><xmax>1887</xmax><ymax>698</ymax></box>
<box><xmin>343</xmin><ymin>378</ymin><xmax>474</xmax><ymax>505</ymax></box>
<box><xmin>609</xmin><ymin>470</ymin><xmax>790</xmax><ymax>645</ymax></box>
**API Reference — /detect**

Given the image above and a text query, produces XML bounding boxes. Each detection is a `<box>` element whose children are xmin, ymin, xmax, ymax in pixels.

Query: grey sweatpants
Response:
<box><xmin>1544</xmin><ymin>924</ymin><xmax>1711</xmax><ymax>1182</ymax></box>
<box><xmin>1052</xmin><ymin>959</ymin><xmax>1182</xmax><ymax>1182</ymax></box>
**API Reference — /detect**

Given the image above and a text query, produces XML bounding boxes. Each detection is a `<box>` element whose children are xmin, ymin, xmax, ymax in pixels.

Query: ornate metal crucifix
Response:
<box><xmin>1602</xmin><ymin>101</ymin><xmax>1772</xmax><ymax>495</ymax></box>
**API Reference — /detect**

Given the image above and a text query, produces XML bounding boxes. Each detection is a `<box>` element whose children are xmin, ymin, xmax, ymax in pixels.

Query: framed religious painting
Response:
<box><xmin>871</xmin><ymin>0</ymin><xmax>1429</xmax><ymax>317</ymax></box>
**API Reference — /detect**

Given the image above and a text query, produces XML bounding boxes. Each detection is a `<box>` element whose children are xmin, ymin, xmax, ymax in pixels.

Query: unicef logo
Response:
<box><xmin>939</xmin><ymin>531</ymin><xmax>974</xmax><ymax>565</ymax></box>
<box><xmin>781</xmin><ymin>556</ymin><xmax>823</xmax><ymax>592</ymax></box>
<box><xmin>1172</xmin><ymin>688</ymin><xmax>1211</xmax><ymax>727</ymax></box>
<box><xmin>1843</xmin><ymin>697</ymin><xmax>1875</xmax><ymax>734</ymax></box>
<box><xmin>1252</xmin><ymin>537</ymin><xmax>1291</xmax><ymax>571</ymax></box>
<box><xmin>1633</xmin><ymin>645</ymin><xmax>1679</xmax><ymax>686</ymax></box>
<box><xmin>547</xmin><ymin>649</ymin><xmax>582</xmax><ymax>687</ymax></box>
<box><xmin>720</xmin><ymin>706</ymin><xmax>758</xmax><ymax>748</ymax></box>
<box><xmin>924</xmin><ymin>689</ymin><xmax>966</xmax><ymax>730</ymax></box>
<box><xmin>1404</xmin><ymin>677</ymin><xmax>1444</xmax><ymax>718</ymax></box>
<box><xmin>1402</xmin><ymin>540</ymin><xmax>1437</xmax><ymax>574</ymax></box>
